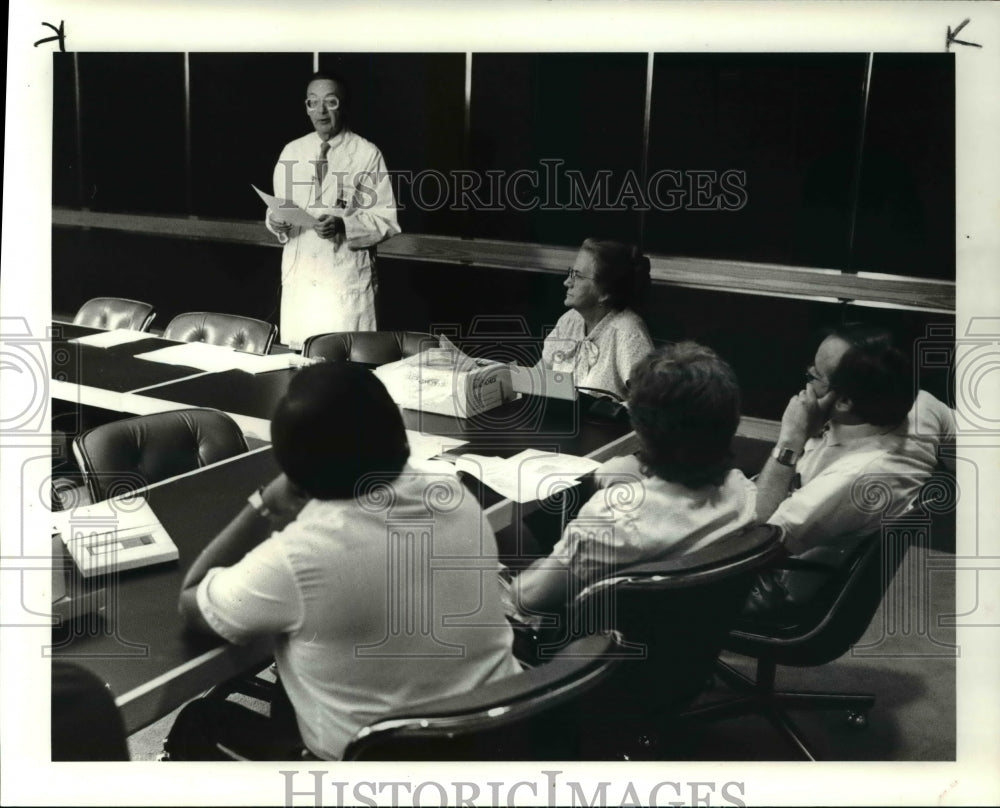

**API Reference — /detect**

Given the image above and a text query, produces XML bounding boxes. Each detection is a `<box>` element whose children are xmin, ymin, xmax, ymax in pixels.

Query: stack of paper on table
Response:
<box><xmin>374</xmin><ymin>350</ymin><xmax>515</xmax><ymax>418</ymax></box>
<box><xmin>453</xmin><ymin>448</ymin><xmax>601</xmax><ymax>503</ymax></box>
<box><xmin>52</xmin><ymin>497</ymin><xmax>179</xmax><ymax>578</ymax></box>
<box><xmin>135</xmin><ymin>342</ymin><xmax>314</xmax><ymax>374</ymax></box>
<box><xmin>70</xmin><ymin>329</ymin><xmax>154</xmax><ymax>348</ymax></box>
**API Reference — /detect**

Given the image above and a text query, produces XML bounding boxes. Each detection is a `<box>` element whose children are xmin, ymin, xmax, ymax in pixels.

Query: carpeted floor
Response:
<box><xmin>127</xmin><ymin>543</ymin><xmax>956</xmax><ymax>762</ymax></box>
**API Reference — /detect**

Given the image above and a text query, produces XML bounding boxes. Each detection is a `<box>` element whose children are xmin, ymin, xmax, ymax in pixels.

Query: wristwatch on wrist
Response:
<box><xmin>771</xmin><ymin>445</ymin><xmax>801</xmax><ymax>467</ymax></box>
<box><xmin>247</xmin><ymin>487</ymin><xmax>273</xmax><ymax>518</ymax></box>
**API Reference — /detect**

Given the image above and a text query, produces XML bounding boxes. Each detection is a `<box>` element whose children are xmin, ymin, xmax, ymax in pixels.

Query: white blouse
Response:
<box><xmin>541</xmin><ymin>308</ymin><xmax>653</xmax><ymax>400</ymax></box>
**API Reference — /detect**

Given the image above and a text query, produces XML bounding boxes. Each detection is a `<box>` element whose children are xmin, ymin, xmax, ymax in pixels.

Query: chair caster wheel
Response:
<box><xmin>846</xmin><ymin>711</ymin><xmax>868</xmax><ymax>728</ymax></box>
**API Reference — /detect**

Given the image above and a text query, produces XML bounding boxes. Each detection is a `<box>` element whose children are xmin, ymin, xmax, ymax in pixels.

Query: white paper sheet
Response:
<box><xmin>134</xmin><ymin>342</ymin><xmax>243</xmax><ymax>371</ymax></box>
<box><xmin>134</xmin><ymin>342</ymin><xmax>308</xmax><ymax>374</ymax></box>
<box><xmin>454</xmin><ymin>448</ymin><xmax>601</xmax><ymax>503</ymax></box>
<box><xmin>221</xmin><ymin>351</ymin><xmax>316</xmax><ymax>374</ymax></box>
<box><xmin>253</xmin><ymin>184</ymin><xmax>329</xmax><ymax>228</ymax></box>
<box><xmin>69</xmin><ymin>329</ymin><xmax>154</xmax><ymax>347</ymax></box>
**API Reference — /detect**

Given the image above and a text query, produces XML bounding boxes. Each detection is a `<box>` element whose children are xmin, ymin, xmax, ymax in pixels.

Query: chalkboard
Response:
<box><xmin>319</xmin><ymin>53</ymin><xmax>467</xmax><ymax>237</ymax></box>
<box><xmin>52</xmin><ymin>54</ymin><xmax>79</xmax><ymax>208</ymax></box>
<box><xmin>189</xmin><ymin>52</ymin><xmax>313</xmax><ymax>219</ymax></box>
<box><xmin>469</xmin><ymin>53</ymin><xmax>647</xmax><ymax>248</ymax></box>
<box><xmin>853</xmin><ymin>54</ymin><xmax>954</xmax><ymax>280</ymax></box>
<box><xmin>645</xmin><ymin>53</ymin><xmax>870</xmax><ymax>269</ymax></box>
<box><xmin>55</xmin><ymin>51</ymin><xmax>954</xmax><ymax>281</ymax></box>
<box><xmin>76</xmin><ymin>53</ymin><xmax>187</xmax><ymax>214</ymax></box>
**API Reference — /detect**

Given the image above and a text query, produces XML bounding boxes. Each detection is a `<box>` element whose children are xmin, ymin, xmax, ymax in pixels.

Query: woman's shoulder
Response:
<box><xmin>548</xmin><ymin>308</ymin><xmax>584</xmax><ymax>335</ymax></box>
<box><xmin>610</xmin><ymin>307</ymin><xmax>651</xmax><ymax>331</ymax></box>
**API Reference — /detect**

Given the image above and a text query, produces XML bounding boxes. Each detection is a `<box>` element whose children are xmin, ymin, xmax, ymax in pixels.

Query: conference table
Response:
<box><xmin>47</xmin><ymin>323</ymin><xmax>645</xmax><ymax>734</ymax></box>
<box><xmin>49</xmin><ymin>322</ymin><xmax>777</xmax><ymax>734</ymax></box>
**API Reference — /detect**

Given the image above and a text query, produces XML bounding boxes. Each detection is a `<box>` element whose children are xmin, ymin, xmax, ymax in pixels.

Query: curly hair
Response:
<box><xmin>627</xmin><ymin>342</ymin><xmax>741</xmax><ymax>488</ymax></box>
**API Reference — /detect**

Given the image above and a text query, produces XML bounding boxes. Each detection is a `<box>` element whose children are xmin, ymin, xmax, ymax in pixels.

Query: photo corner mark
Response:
<box><xmin>34</xmin><ymin>20</ymin><xmax>66</xmax><ymax>51</ymax></box>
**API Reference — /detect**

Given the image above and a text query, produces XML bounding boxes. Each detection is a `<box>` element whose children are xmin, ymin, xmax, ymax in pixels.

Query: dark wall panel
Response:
<box><xmin>646</xmin><ymin>53</ymin><xmax>868</xmax><ymax>269</ymax></box>
<box><xmin>470</xmin><ymin>53</ymin><xmax>647</xmax><ymax>247</ymax></box>
<box><xmin>853</xmin><ymin>54</ymin><xmax>955</xmax><ymax>279</ymax></box>
<box><xmin>52</xmin><ymin>54</ymin><xmax>80</xmax><ymax>208</ymax></box>
<box><xmin>77</xmin><ymin>53</ymin><xmax>187</xmax><ymax>214</ymax></box>
<box><xmin>189</xmin><ymin>53</ymin><xmax>313</xmax><ymax>219</ymax></box>
<box><xmin>319</xmin><ymin>53</ymin><xmax>467</xmax><ymax>237</ymax></box>
<box><xmin>58</xmin><ymin>51</ymin><xmax>955</xmax><ymax>280</ymax></box>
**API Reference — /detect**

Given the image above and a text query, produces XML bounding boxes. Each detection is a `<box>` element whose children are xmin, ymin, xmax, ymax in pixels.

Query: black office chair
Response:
<box><xmin>679</xmin><ymin>524</ymin><xmax>915</xmax><ymax>760</ymax></box>
<box><xmin>73</xmin><ymin>296</ymin><xmax>156</xmax><ymax>332</ymax></box>
<box><xmin>51</xmin><ymin>661</ymin><xmax>129</xmax><ymax>761</ymax></box>
<box><xmin>343</xmin><ymin>632</ymin><xmax>624</xmax><ymax>760</ymax></box>
<box><xmin>510</xmin><ymin>523</ymin><xmax>785</xmax><ymax>756</ymax></box>
<box><xmin>302</xmin><ymin>330</ymin><xmax>435</xmax><ymax>366</ymax></box>
<box><xmin>72</xmin><ymin>408</ymin><xmax>249</xmax><ymax>502</ymax></box>
<box><xmin>164</xmin><ymin>312</ymin><xmax>277</xmax><ymax>355</ymax></box>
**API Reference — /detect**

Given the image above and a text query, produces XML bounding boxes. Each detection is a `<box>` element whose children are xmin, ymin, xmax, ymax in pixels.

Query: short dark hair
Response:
<box><xmin>582</xmin><ymin>238</ymin><xmax>652</xmax><ymax>311</ymax></box>
<box><xmin>827</xmin><ymin>323</ymin><xmax>915</xmax><ymax>427</ymax></box>
<box><xmin>307</xmin><ymin>71</ymin><xmax>350</xmax><ymax>110</ymax></box>
<box><xmin>627</xmin><ymin>342</ymin><xmax>741</xmax><ymax>488</ymax></box>
<box><xmin>270</xmin><ymin>362</ymin><xmax>408</xmax><ymax>499</ymax></box>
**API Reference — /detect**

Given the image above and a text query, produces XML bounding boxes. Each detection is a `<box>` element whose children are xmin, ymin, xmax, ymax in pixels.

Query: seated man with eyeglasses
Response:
<box><xmin>594</xmin><ymin>324</ymin><xmax>955</xmax><ymax>615</ymax></box>
<box><xmin>745</xmin><ymin>323</ymin><xmax>955</xmax><ymax>613</ymax></box>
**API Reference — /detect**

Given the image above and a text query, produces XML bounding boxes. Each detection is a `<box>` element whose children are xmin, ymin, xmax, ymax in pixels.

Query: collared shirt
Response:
<box><xmin>541</xmin><ymin>308</ymin><xmax>653</xmax><ymax>400</ymax></box>
<box><xmin>552</xmin><ymin>468</ymin><xmax>758</xmax><ymax>589</ymax></box>
<box><xmin>769</xmin><ymin>389</ymin><xmax>956</xmax><ymax>560</ymax></box>
<box><xmin>196</xmin><ymin>466</ymin><xmax>520</xmax><ymax>759</ymax></box>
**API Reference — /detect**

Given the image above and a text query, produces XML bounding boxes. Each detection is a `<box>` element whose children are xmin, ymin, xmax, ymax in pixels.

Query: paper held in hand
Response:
<box><xmin>253</xmin><ymin>184</ymin><xmax>327</xmax><ymax>228</ymax></box>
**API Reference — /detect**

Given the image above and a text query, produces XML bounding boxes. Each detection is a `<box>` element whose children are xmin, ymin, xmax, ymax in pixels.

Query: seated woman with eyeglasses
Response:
<box><xmin>540</xmin><ymin>238</ymin><xmax>654</xmax><ymax>401</ymax></box>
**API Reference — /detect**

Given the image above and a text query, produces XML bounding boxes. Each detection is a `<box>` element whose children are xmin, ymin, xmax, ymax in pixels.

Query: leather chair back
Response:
<box><xmin>73</xmin><ymin>297</ymin><xmax>156</xmax><ymax>331</ymax></box>
<box><xmin>164</xmin><ymin>312</ymin><xmax>277</xmax><ymax>355</ymax></box>
<box><xmin>302</xmin><ymin>331</ymin><xmax>435</xmax><ymax>366</ymax></box>
<box><xmin>343</xmin><ymin>632</ymin><xmax>623</xmax><ymax>760</ymax></box>
<box><xmin>560</xmin><ymin>524</ymin><xmax>785</xmax><ymax>713</ymax></box>
<box><xmin>73</xmin><ymin>409</ymin><xmax>249</xmax><ymax>502</ymax></box>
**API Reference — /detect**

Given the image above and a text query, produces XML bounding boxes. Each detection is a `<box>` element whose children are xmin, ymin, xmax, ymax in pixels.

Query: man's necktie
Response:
<box><xmin>315</xmin><ymin>140</ymin><xmax>330</xmax><ymax>203</ymax></box>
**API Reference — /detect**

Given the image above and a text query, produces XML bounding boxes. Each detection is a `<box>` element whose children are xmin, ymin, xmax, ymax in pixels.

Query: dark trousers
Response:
<box><xmin>163</xmin><ymin>680</ymin><xmax>316</xmax><ymax>761</ymax></box>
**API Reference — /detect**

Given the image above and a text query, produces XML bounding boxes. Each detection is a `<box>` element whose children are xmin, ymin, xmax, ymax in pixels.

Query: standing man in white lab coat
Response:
<box><xmin>266</xmin><ymin>72</ymin><xmax>400</xmax><ymax>349</ymax></box>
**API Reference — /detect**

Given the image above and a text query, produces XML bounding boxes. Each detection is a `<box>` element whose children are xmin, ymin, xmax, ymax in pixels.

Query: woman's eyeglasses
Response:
<box><xmin>566</xmin><ymin>268</ymin><xmax>595</xmax><ymax>282</ymax></box>
<box><xmin>305</xmin><ymin>97</ymin><xmax>341</xmax><ymax>113</ymax></box>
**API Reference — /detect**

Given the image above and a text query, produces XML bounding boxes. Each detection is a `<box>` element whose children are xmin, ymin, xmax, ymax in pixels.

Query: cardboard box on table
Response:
<box><xmin>373</xmin><ymin>350</ymin><xmax>516</xmax><ymax>418</ymax></box>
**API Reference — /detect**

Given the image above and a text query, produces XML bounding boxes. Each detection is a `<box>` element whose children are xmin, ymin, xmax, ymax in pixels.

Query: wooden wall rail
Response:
<box><xmin>52</xmin><ymin>208</ymin><xmax>955</xmax><ymax>313</ymax></box>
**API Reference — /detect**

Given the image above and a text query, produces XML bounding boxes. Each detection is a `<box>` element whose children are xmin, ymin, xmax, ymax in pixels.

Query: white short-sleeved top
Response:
<box><xmin>197</xmin><ymin>467</ymin><xmax>521</xmax><ymax>759</ymax></box>
<box><xmin>552</xmin><ymin>468</ymin><xmax>759</xmax><ymax>589</ymax></box>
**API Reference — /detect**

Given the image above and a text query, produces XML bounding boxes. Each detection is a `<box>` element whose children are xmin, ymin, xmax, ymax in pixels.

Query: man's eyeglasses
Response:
<box><xmin>305</xmin><ymin>97</ymin><xmax>341</xmax><ymax>113</ymax></box>
<box><xmin>566</xmin><ymin>268</ymin><xmax>595</xmax><ymax>282</ymax></box>
<box><xmin>804</xmin><ymin>368</ymin><xmax>825</xmax><ymax>385</ymax></box>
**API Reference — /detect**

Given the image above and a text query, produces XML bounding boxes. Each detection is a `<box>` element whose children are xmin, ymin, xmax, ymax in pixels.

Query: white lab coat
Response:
<box><xmin>267</xmin><ymin>129</ymin><xmax>400</xmax><ymax>348</ymax></box>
